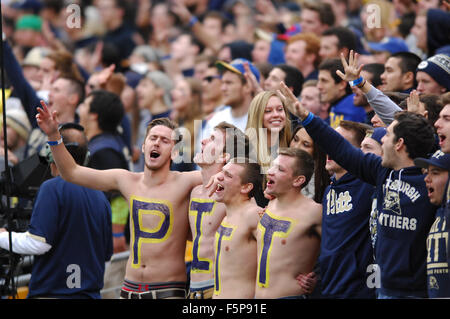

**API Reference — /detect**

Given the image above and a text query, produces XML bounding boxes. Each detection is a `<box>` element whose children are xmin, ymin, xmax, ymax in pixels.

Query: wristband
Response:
<box><xmin>356</xmin><ymin>79</ymin><xmax>366</xmax><ymax>88</ymax></box>
<box><xmin>349</xmin><ymin>76</ymin><xmax>364</xmax><ymax>87</ymax></box>
<box><xmin>188</xmin><ymin>16</ymin><xmax>198</xmax><ymax>28</ymax></box>
<box><xmin>113</xmin><ymin>232</ymin><xmax>124</xmax><ymax>238</ymax></box>
<box><xmin>47</xmin><ymin>137</ymin><xmax>63</xmax><ymax>146</ymax></box>
<box><xmin>301</xmin><ymin>112</ymin><xmax>314</xmax><ymax>126</ymax></box>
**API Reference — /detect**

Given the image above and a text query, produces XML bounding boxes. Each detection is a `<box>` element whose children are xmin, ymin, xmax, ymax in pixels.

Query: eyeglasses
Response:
<box><xmin>202</xmin><ymin>75</ymin><xmax>221</xmax><ymax>83</ymax></box>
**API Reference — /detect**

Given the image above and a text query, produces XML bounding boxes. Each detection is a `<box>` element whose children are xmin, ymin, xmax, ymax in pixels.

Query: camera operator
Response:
<box><xmin>0</xmin><ymin>123</ymin><xmax>113</xmax><ymax>299</ymax></box>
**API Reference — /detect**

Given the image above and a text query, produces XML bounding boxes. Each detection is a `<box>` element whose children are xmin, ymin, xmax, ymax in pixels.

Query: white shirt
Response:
<box><xmin>200</xmin><ymin>106</ymin><xmax>248</xmax><ymax>143</ymax></box>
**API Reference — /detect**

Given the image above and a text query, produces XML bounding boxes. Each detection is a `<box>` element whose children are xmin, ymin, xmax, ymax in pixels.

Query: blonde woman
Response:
<box><xmin>246</xmin><ymin>90</ymin><xmax>292</xmax><ymax>174</ymax></box>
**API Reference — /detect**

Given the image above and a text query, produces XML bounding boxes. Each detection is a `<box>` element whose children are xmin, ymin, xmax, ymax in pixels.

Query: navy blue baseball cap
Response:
<box><xmin>366</xmin><ymin>127</ymin><xmax>387</xmax><ymax>145</ymax></box>
<box><xmin>367</xmin><ymin>37</ymin><xmax>409</xmax><ymax>54</ymax></box>
<box><xmin>414</xmin><ymin>150</ymin><xmax>450</xmax><ymax>171</ymax></box>
<box><xmin>216</xmin><ymin>58</ymin><xmax>260</xmax><ymax>83</ymax></box>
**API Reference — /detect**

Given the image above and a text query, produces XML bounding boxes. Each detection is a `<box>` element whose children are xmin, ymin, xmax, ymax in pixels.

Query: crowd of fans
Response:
<box><xmin>0</xmin><ymin>0</ymin><xmax>449</xmax><ymax>299</ymax></box>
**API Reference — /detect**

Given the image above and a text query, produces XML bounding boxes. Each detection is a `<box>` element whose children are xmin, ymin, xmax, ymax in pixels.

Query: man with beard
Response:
<box><xmin>37</xmin><ymin>105</ymin><xmax>202</xmax><ymax>299</ymax></box>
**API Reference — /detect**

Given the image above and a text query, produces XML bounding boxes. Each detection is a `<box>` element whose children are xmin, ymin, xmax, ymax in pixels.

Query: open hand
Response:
<box><xmin>277</xmin><ymin>81</ymin><xmax>308</xmax><ymax>119</ymax></box>
<box><xmin>406</xmin><ymin>90</ymin><xmax>421</xmax><ymax>114</ymax></box>
<box><xmin>36</xmin><ymin>100</ymin><xmax>60</xmax><ymax>138</ymax></box>
<box><xmin>336</xmin><ymin>50</ymin><xmax>363</xmax><ymax>82</ymax></box>
<box><xmin>243</xmin><ymin>62</ymin><xmax>263</xmax><ymax>95</ymax></box>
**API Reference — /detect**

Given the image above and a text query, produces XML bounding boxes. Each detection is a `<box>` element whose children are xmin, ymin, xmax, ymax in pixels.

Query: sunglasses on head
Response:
<box><xmin>203</xmin><ymin>75</ymin><xmax>221</xmax><ymax>83</ymax></box>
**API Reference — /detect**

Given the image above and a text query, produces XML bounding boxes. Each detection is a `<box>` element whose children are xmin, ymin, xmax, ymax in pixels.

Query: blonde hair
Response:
<box><xmin>246</xmin><ymin>91</ymin><xmax>292</xmax><ymax>172</ymax></box>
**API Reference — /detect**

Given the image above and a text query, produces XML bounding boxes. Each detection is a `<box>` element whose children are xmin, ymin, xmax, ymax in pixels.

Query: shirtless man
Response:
<box><xmin>36</xmin><ymin>101</ymin><xmax>202</xmax><ymax>299</ymax></box>
<box><xmin>211</xmin><ymin>158</ymin><xmax>263</xmax><ymax>299</ymax></box>
<box><xmin>188</xmin><ymin>122</ymin><xmax>249</xmax><ymax>299</ymax></box>
<box><xmin>255</xmin><ymin>147</ymin><xmax>322</xmax><ymax>299</ymax></box>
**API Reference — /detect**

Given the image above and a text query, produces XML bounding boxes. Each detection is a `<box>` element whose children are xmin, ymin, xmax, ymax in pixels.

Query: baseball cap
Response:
<box><xmin>414</xmin><ymin>149</ymin><xmax>450</xmax><ymax>171</ymax></box>
<box><xmin>216</xmin><ymin>58</ymin><xmax>261</xmax><ymax>83</ymax></box>
<box><xmin>367</xmin><ymin>37</ymin><xmax>409</xmax><ymax>54</ymax></box>
<box><xmin>416</xmin><ymin>54</ymin><xmax>450</xmax><ymax>91</ymax></box>
<box><xmin>366</xmin><ymin>127</ymin><xmax>387</xmax><ymax>145</ymax></box>
<box><xmin>15</xmin><ymin>14</ymin><xmax>42</xmax><ymax>31</ymax></box>
<box><xmin>0</xmin><ymin>108</ymin><xmax>32</xmax><ymax>141</ymax></box>
<box><xmin>22</xmin><ymin>46</ymin><xmax>49</xmax><ymax>68</ymax></box>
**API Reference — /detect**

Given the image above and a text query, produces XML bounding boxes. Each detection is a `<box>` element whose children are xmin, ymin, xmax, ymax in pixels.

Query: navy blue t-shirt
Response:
<box><xmin>27</xmin><ymin>177</ymin><xmax>113</xmax><ymax>299</ymax></box>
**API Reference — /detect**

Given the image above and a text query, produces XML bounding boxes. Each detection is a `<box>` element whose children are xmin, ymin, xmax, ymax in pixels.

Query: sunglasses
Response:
<box><xmin>203</xmin><ymin>75</ymin><xmax>221</xmax><ymax>83</ymax></box>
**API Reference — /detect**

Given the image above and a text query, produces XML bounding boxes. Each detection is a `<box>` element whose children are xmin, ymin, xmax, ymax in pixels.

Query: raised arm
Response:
<box><xmin>336</xmin><ymin>50</ymin><xmax>402</xmax><ymax>126</ymax></box>
<box><xmin>36</xmin><ymin>101</ymin><xmax>125</xmax><ymax>192</ymax></box>
<box><xmin>278</xmin><ymin>82</ymin><xmax>384</xmax><ymax>185</ymax></box>
<box><xmin>2</xmin><ymin>39</ymin><xmax>41</xmax><ymax>127</ymax></box>
<box><xmin>171</xmin><ymin>0</ymin><xmax>222</xmax><ymax>55</ymax></box>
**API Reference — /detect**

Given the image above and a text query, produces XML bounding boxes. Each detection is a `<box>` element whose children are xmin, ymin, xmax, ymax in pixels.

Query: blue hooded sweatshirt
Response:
<box><xmin>304</xmin><ymin>115</ymin><xmax>437</xmax><ymax>297</ymax></box>
<box><xmin>320</xmin><ymin>172</ymin><xmax>376</xmax><ymax>298</ymax></box>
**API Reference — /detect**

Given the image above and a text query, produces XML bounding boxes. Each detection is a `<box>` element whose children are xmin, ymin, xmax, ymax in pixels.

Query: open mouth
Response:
<box><xmin>150</xmin><ymin>150</ymin><xmax>160</xmax><ymax>159</ymax></box>
<box><xmin>215</xmin><ymin>183</ymin><xmax>224</xmax><ymax>192</ymax></box>
<box><xmin>427</xmin><ymin>186</ymin><xmax>434</xmax><ymax>197</ymax></box>
<box><xmin>266</xmin><ymin>179</ymin><xmax>275</xmax><ymax>187</ymax></box>
<box><xmin>439</xmin><ymin>134</ymin><xmax>446</xmax><ymax>145</ymax></box>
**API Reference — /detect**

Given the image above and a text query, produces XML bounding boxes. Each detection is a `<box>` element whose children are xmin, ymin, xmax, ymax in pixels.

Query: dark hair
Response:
<box><xmin>229</xmin><ymin>157</ymin><xmax>263</xmax><ymax>199</ymax></box>
<box><xmin>302</xmin><ymin>0</ymin><xmax>335</xmax><ymax>27</ymax></box>
<box><xmin>339</xmin><ymin>120</ymin><xmax>371</xmax><ymax>147</ymax></box>
<box><xmin>319</xmin><ymin>58</ymin><xmax>352</xmax><ymax>95</ymax></box>
<box><xmin>278</xmin><ymin>147</ymin><xmax>315</xmax><ymax>189</ymax></box>
<box><xmin>390</xmin><ymin>52</ymin><xmax>422</xmax><ymax>87</ymax></box>
<box><xmin>439</xmin><ymin>92</ymin><xmax>450</xmax><ymax>106</ymax></box>
<box><xmin>101</xmin><ymin>42</ymin><xmax>121</xmax><ymax>70</ymax></box>
<box><xmin>202</xmin><ymin>11</ymin><xmax>229</xmax><ymax>30</ymax></box>
<box><xmin>177</xmin><ymin>30</ymin><xmax>205</xmax><ymax>54</ymax></box>
<box><xmin>88</xmin><ymin>90</ymin><xmax>124</xmax><ymax>133</ymax></box>
<box><xmin>397</xmin><ymin>12</ymin><xmax>416</xmax><ymax>38</ymax></box>
<box><xmin>59</xmin><ymin>123</ymin><xmax>89</xmax><ymax>166</ymax></box>
<box><xmin>402</xmin><ymin>94</ymin><xmax>445</xmax><ymax>129</ymax></box>
<box><xmin>145</xmin><ymin>117</ymin><xmax>179</xmax><ymax>141</ymax></box>
<box><xmin>214</xmin><ymin>122</ymin><xmax>252</xmax><ymax>159</ymax></box>
<box><xmin>291</xmin><ymin>125</ymin><xmax>330</xmax><ymax>203</ymax></box>
<box><xmin>276</xmin><ymin>64</ymin><xmax>304</xmax><ymax>97</ymax></box>
<box><xmin>362</xmin><ymin>63</ymin><xmax>385</xmax><ymax>88</ymax></box>
<box><xmin>322</xmin><ymin>27</ymin><xmax>357</xmax><ymax>52</ymax></box>
<box><xmin>420</xmin><ymin>94</ymin><xmax>444</xmax><ymax>128</ymax></box>
<box><xmin>393</xmin><ymin>111</ymin><xmax>436</xmax><ymax>159</ymax></box>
